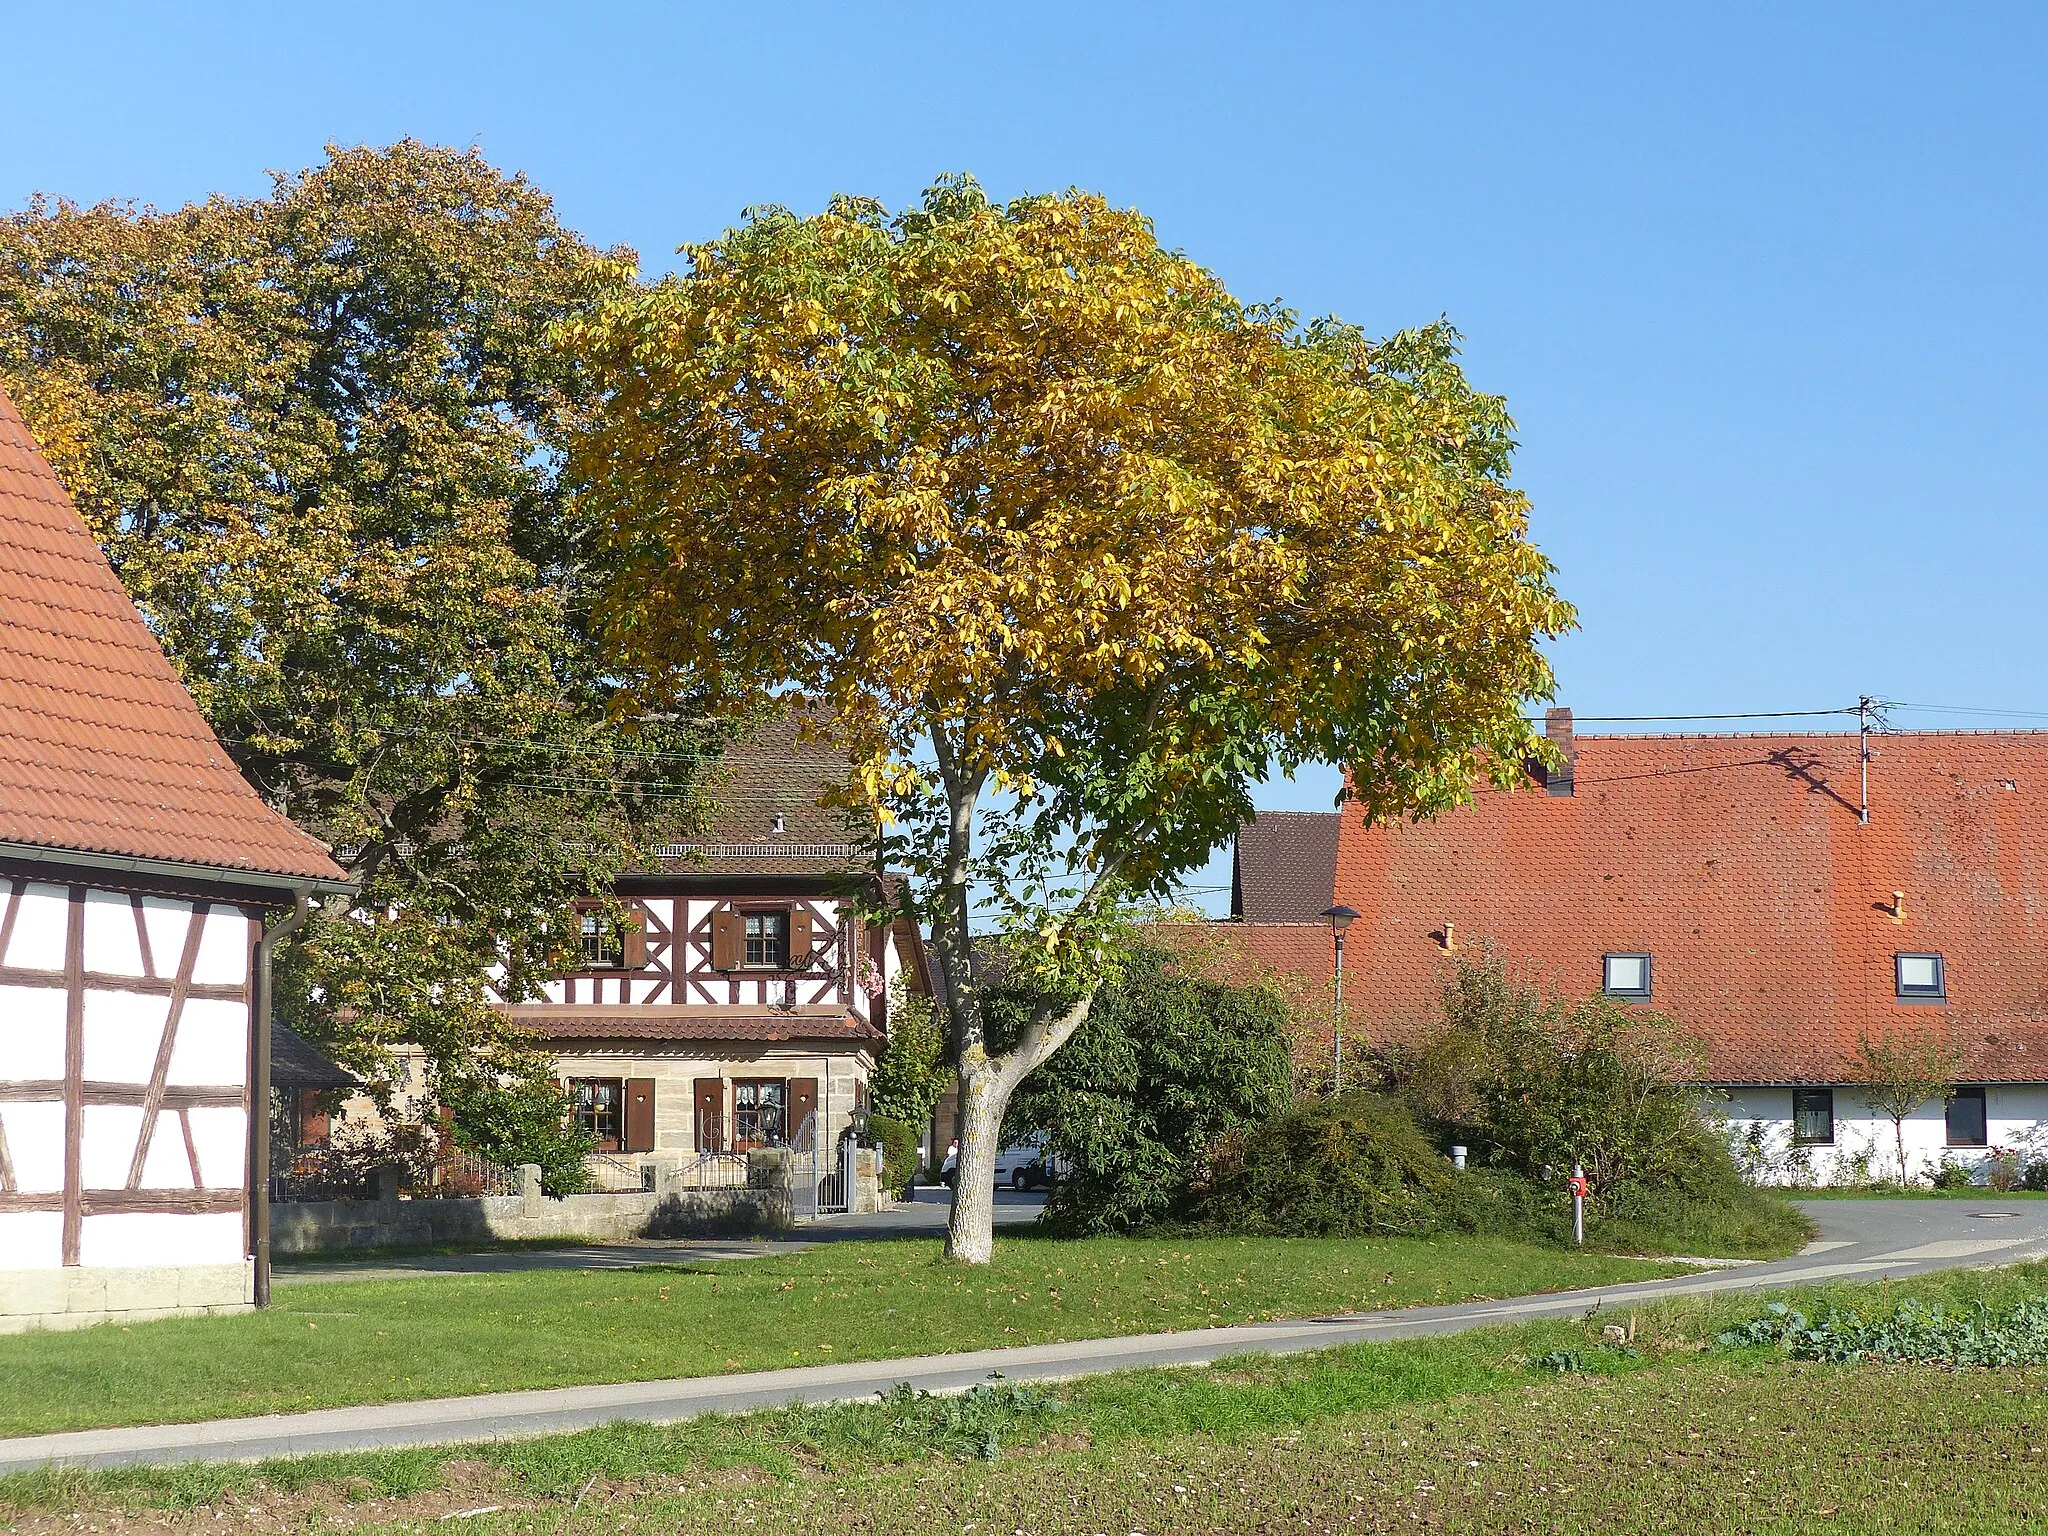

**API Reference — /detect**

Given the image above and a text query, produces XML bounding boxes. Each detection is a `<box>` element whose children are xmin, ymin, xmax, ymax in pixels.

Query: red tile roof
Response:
<box><xmin>0</xmin><ymin>388</ymin><xmax>345</xmax><ymax>883</ymax></box>
<box><xmin>1228</xmin><ymin>729</ymin><xmax>2048</xmax><ymax>1085</ymax></box>
<box><xmin>504</xmin><ymin>1004</ymin><xmax>881</xmax><ymax>1043</ymax></box>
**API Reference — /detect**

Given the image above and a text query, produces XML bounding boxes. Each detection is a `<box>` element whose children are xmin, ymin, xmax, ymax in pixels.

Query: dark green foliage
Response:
<box><xmin>1190</xmin><ymin>1093</ymin><xmax>1453</xmax><ymax>1238</ymax></box>
<box><xmin>439</xmin><ymin>1074</ymin><xmax>595</xmax><ymax>1196</ymax></box>
<box><xmin>1408</xmin><ymin>952</ymin><xmax>1713</xmax><ymax>1199</ymax></box>
<box><xmin>868</xmin><ymin>1115</ymin><xmax>922</xmax><ymax>1199</ymax></box>
<box><xmin>1001</xmin><ymin>944</ymin><xmax>1295</xmax><ymax>1234</ymax></box>
<box><xmin>1718</xmin><ymin>1295</ymin><xmax>2048</xmax><ymax>1366</ymax></box>
<box><xmin>867</xmin><ymin>981</ymin><xmax>950</xmax><ymax>1131</ymax></box>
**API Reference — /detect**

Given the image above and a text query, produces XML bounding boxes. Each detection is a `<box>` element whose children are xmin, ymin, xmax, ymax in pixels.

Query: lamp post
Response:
<box><xmin>1321</xmin><ymin>905</ymin><xmax>1360</xmax><ymax>1092</ymax></box>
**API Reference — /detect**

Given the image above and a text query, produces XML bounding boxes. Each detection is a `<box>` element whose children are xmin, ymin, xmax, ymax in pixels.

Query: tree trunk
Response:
<box><xmin>943</xmin><ymin>991</ymin><xmax>1096</xmax><ymax>1264</ymax></box>
<box><xmin>944</xmin><ymin>1057</ymin><xmax>1009</xmax><ymax>1264</ymax></box>
<box><xmin>1896</xmin><ymin>1118</ymin><xmax>1910</xmax><ymax>1187</ymax></box>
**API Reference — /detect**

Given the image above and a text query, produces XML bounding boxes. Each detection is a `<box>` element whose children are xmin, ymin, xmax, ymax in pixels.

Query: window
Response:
<box><xmin>733</xmin><ymin>1079</ymin><xmax>786</xmax><ymax>1148</ymax></box>
<box><xmin>1603</xmin><ymin>953</ymin><xmax>1652</xmax><ymax>999</ymax></box>
<box><xmin>1896</xmin><ymin>952</ymin><xmax>1946</xmax><ymax>1002</ymax></box>
<box><xmin>1947</xmin><ymin>1086</ymin><xmax>1988</xmax><ymax>1148</ymax></box>
<box><xmin>579</xmin><ymin>909</ymin><xmax>622</xmax><ymax>969</ymax></box>
<box><xmin>744</xmin><ymin>910</ymin><xmax>789</xmax><ymax>969</ymax></box>
<box><xmin>1792</xmin><ymin>1088</ymin><xmax>1835</xmax><ymax>1146</ymax></box>
<box><xmin>570</xmin><ymin>1077</ymin><xmax>624</xmax><ymax>1151</ymax></box>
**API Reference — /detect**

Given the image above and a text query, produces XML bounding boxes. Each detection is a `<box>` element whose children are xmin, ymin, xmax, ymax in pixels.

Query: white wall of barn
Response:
<box><xmin>0</xmin><ymin>881</ymin><xmax>252</xmax><ymax>1273</ymax></box>
<box><xmin>1716</xmin><ymin>1084</ymin><xmax>2048</xmax><ymax>1185</ymax></box>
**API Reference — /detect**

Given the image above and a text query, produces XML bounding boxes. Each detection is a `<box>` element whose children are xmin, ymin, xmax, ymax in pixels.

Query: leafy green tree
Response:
<box><xmin>1853</xmin><ymin>1025</ymin><xmax>1963</xmax><ymax>1187</ymax></box>
<box><xmin>1411</xmin><ymin>950</ymin><xmax>1715</xmax><ymax>1201</ymax></box>
<box><xmin>0</xmin><ymin>142</ymin><xmax>709</xmax><ymax>1148</ymax></box>
<box><xmin>1000</xmin><ymin>944</ymin><xmax>1295</xmax><ymax>1233</ymax></box>
<box><xmin>567</xmin><ymin>174</ymin><xmax>1571</xmax><ymax>1261</ymax></box>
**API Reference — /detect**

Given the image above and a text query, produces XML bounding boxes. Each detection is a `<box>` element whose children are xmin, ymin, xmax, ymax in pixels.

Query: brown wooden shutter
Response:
<box><xmin>789</xmin><ymin>907</ymin><xmax>813</xmax><ymax>967</ymax></box>
<box><xmin>621</xmin><ymin>907</ymin><xmax>648</xmax><ymax>969</ymax></box>
<box><xmin>623</xmin><ymin>1078</ymin><xmax>656</xmax><ymax>1153</ymax></box>
<box><xmin>711</xmin><ymin>908</ymin><xmax>740</xmax><ymax>970</ymax></box>
<box><xmin>297</xmin><ymin>1089</ymin><xmax>329</xmax><ymax>1146</ymax></box>
<box><xmin>789</xmin><ymin>1077</ymin><xmax>819</xmax><ymax>1143</ymax></box>
<box><xmin>693</xmin><ymin>1077</ymin><xmax>725</xmax><ymax>1151</ymax></box>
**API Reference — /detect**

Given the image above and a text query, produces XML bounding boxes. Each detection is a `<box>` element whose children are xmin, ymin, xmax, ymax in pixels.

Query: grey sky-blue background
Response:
<box><xmin>5</xmin><ymin>3</ymin><xmax>2042</xmax><ymax>911</ymax></box>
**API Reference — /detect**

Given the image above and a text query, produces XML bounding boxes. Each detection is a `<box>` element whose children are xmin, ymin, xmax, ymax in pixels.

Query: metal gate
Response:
<box><xmin>788</xmin><ymin>1114</ymin><xmax>853</xmax><ymax>1219</ymax></box>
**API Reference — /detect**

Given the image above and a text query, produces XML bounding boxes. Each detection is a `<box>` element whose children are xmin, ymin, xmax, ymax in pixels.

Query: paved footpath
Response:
<box><xmin>5</xmin><ymin>1197</ymin><xmax>2048</xmax><ymax>1473</ymax></box>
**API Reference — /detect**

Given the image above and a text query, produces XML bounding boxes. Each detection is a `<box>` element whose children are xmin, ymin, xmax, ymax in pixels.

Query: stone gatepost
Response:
<box><xmin>745</xmin><ymin>1147</ymin><xmax>795</xmax><ymax>1234</ymax></box>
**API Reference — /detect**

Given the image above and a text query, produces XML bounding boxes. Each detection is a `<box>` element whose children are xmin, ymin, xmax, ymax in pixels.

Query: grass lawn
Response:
<box><xmin>9</xmin><ymin>1263</ymin><xmax>2048</xmax><ymax>1534</ymax></box>
<box><xmin>0</xmin><ymin>1232</ymin><xmax>1681</xmax><ymax>1437</ymax></box>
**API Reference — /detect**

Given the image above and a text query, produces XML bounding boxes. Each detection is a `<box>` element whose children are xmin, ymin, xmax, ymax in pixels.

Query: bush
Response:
<box><xmin>1189</xmin><ymin>1092</ymin><xmax>1454</xmax><ymax>1238</ymax></box>
<box><xmin>439</xmin><ymin>1072</ymin><xmax>594</xmax><ymax>1195</ymax></box>
<box><xmin>1931</xmin><ymin>1156</ymin><xmax>1975</xmax><ymax>1190</ymax></box>
<box><xmin>999</xmin><ymin>943</ymin><xmax>1295</xmax><ymax>1234</ymax></box>
<box><xmin>870</xmin><ymin>1114</ymin><xmax>922</xmax><ymax>1199</ymax></box>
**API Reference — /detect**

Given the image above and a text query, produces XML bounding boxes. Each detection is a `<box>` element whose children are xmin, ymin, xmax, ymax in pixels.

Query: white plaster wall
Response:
<box><xmin>3</xmin><ymin>884</ymin><xmax>67</xmax><ymax>968</ymax></box>
<box><xmin>187</xmin><ymin>1106</ymin><xmax>247</xmax><ymax>1188</ymax></box>
<box><xmin>81</xmin><ymin>989</ymin><xmax>164</xmax><ymax>1082</ymax></box>
<box><xmin>140</xmin><ymin>1110</ymin><xmax>194</xmax><ymax>1188</ymax></box>
<box><xmin>81</xmin><ymin>890</ymin><xmax>145</xmax><ymax>975</ymax></box>
<box><xmin>190</xmin><ymin>908</ymin><xmax>251</xmax><ymax>986</ymax></box>
<box><xmin>165</xmin><ymin>997</ymin><xmax>248</xmax><ymax>1086</ymax></box>
<box><xmin>0</xmin><ymin>1212</ymin><xmax>63</xmax><ymax>1268</ymax></box>
<box><xmin>138</xmin><ymin>896</ymin><xmax>193</xmax><ymax>973</ymax></box>
<box><xmin>0</xmin><ymin>1101</ymin><xmax>64</xmax><ymax>1191</ymax></box>
<box><xmin>1718</xmin><ymin>1084</ymin><xmax>2048</xmax><ymax>1185</ymax></box>
<box><xmin>0</xmin><ymin>986</ymin><xmax>65</xmax><ymax>1078</ymax></box>
<box><xmin>80</xmin><ymin>1212</ymin><xmax>244</xmax><ymax>1268</ymax></box>
<box><xmin>80</xmin><ymin>1104</ymin><xmax>146</xmax><ymax>1188</ymax></box>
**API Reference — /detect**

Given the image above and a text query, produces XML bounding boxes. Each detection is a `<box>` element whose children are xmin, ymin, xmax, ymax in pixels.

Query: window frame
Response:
<box><xmin>1946</xmin><ymin>1085</ymin><xmax>1988</xmax><ymax>1148</ymax></box>
<box><xmin>741</xmin><ymin>908</ymin><xmax>791</xmax><ymax>970</ymax></box>
<box><xmin>1895</xmin><ymin>952</ymin><xmax>1947</xmax><ymax>1003</ymax></box>
<box><xmin>569</xmin><ymin>1076</ymin><xmax>625</xmax><ymax>1152</ymax></box>
<box><xmin>732</xmin><ymin>1077</ymin><xmax>788</xmax><ymax>1149</ymax></box>
<box><xmin>1791</xmin><ymin>1087</ymin><xmax>1836</xmax><ymax>1147</ymax></box>
<box><xmin>575</xmin><ymin>902</ymin><xmax>624</xmax><ymax>971</ymax></box>
<box><xmin>1602</xmin><ymin>952</ymin><xmax>1653</xmax><ymax>1000</ymax></box>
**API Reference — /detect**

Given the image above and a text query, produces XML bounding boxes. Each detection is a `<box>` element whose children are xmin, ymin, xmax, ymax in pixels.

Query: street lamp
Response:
<box><xmin>1321</xmin><ymin>905</ymin><xmax>1359</xmax><ymax>1091</ymax></box>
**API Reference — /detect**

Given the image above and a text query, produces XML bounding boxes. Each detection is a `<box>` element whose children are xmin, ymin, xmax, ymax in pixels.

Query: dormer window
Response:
<box><xmin>1603</xmin><ymin>953</ymin><xmax>1652</xmax><ymax>1000</ymax></box>
<box><xmin>1896</xmin><ymin>952</ymin><xmax>1946</xmax><ymax>1003</ymax></box>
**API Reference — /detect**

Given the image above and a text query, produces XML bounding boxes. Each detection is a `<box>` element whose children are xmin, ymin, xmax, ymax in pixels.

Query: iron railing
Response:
<box><xmin>584</xmin><ymin>1153</ymin><xmax>658</xmax><ymax>1192</ymax></box>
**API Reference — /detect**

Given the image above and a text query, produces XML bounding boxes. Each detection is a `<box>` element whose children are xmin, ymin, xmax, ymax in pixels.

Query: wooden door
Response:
<box><xmin>789</xmin><ymin>1076</ymin><xmax>819</xmax><ymax>1146</ymax></box>
<box><xmin>623</xmin><ymin>1078</ymin><xmax>656</xmax><ymax>1153</ymax></box>
<box><xmin>694</xmin><ymin>1077</ymin><xmax>725</xmax><ymax>1152</ymax></box>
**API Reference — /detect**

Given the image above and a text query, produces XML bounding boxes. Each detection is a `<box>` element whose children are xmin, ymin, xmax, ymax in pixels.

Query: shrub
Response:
<box><xmin>868</xmin><ymin>978</ymin><xmax>950</xmax><ymax>1130</ymax></box>
<box><xmin>1931</xmin><ymin>1156</ymin><xmax>1975</xmax><ymax>1190</ymax></box>
<box><xmin>1189</xmin><ymin>1092</ymin><xmax>1453</xmax><ymax>1238</ymax></box>
<box><xmin>1407</xmin><ymin>951</ymin><xmax>1724</xmax><ymax>1205</ymax></box>
<box><xmin>439</xmin><ymin>1073</ymin><xmax>594</xmax><ymax>1195</ymax></box>
<box><xmin>869</xmin><ymin>1114</ymin><xmax>923</xmax><ymax>1199</ymax></box>
<box><xmin>1000</xmin><ymin>943</ymin><xmax>1295</xmax><ymax>1234</ymax></box>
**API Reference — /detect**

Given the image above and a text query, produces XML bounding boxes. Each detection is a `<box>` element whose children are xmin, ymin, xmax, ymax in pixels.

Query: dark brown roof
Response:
<box><xmin>650</xmin><ymin>710</ymin><xmax>873</xmax><ymax>876</ymax></box>
<box><xmin>1232</xmin><ymin>811</ymin><xmax>1340</xmax><ymax>921</ymax></box>
<box><xmin>270</xmin><ymin>1021</ymin><xmax>361</xmax><ymax>1090</ymax></box>
<box><xmin>0</xmin><ymin>388</ymin><xmax>345</xmax><ymax>883</ymax></box>
<box><xmin>504</xmin><ymin>1004</ymin><xmax>881</xmax><ymax>1043</ymax></box>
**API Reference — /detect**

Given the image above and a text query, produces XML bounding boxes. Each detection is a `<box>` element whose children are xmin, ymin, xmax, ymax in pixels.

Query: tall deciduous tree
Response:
<box><xmin>0</xmin><ymin>142</ymin><xmax>710</xmax><ymax>1147</ymax></box>
<box><xmin>567</xmin><ymin>175</ymin><xmax>1573</xmax><ymax>1261</ymax></box>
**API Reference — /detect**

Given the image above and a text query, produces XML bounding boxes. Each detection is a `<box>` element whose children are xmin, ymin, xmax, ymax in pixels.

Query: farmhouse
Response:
<box><xmin>492</xmin><ymin>713</ymin><xmax>933</xmax><ymax>1205</ymax></box>
<box><xmin>0</xmin><ymin>388</ymin><xmax>348</xmax><ymax>1330</ymax></box>
<box><xmin>1224</xmin><ymin>709</ymin><xmax>2048</xmax><ymax>1184</ymax></box>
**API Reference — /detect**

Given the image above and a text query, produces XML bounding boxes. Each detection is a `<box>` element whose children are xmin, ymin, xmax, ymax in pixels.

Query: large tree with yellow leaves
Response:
<box><xmin>568</xmin><ymin>176</ymin><xmax>1573</xmax><ymax>1261</ymax></box>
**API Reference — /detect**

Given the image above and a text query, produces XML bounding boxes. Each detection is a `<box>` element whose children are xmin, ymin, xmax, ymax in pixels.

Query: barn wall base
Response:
<box><xmin>0</xmin><ymin>1260</ymin><xmax>255</xmax><ymax>1334</ymax></box>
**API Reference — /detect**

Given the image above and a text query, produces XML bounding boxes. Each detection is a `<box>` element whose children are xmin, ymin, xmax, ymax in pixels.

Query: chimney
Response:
<box><xmin>1545</xmin><ymin>707</ymin><xmax>1575</xmax><ymax>797</ymax></box>
<box><xmin>1891</xmin><ymin>890</ymin><xmax>1906</xmax><ymax>922</ymax></box>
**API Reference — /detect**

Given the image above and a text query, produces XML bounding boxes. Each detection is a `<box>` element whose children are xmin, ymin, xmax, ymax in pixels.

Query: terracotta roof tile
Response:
<box><xmin>1227</xmin><ymin>731</ymin><xmax>2048</xmax><ymax>1085</ymax></box>
<box><xmin>503</xmin><ymin>1004</ymin><xmax>880</xmax><ymax>1043</ymax></box>
<box><xmin>0</xmin><ymin>387</ymin><xmax>344</xmax><ymax>882</ymax></box>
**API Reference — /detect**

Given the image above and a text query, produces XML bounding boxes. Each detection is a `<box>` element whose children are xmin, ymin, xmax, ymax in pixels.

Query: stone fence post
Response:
<box><xmin>373</xmin><ymin>1165</ymin><xmax>401</xmax><ymax>1209</ymax></box>
<box><xmin>745</xmin><ymin>1147</ymin><xmax>795</xmax><ymax>1234</ymax></box>
<box><xmin>518</xmin><ymin>1162</ymin><xmax>544</xmax><ymax>1213</ymax></box>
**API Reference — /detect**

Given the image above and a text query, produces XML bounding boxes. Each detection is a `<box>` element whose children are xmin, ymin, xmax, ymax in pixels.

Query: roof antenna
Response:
<box><xmin>1857</xmin><ymin>696</ymin><xmax>1889</xmax><ymax>825</ymax></box>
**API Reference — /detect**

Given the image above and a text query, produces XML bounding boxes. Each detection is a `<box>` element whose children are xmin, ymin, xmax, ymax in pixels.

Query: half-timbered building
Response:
<box><xmin>0</xmin><ymin>389</ymin><xmax>348</xmax><ymax>1331</ymax></box>
<box><xmin>495</xmin><ymin>716</ymin><xmax>931</xmax><ymax>1177</ymax></box>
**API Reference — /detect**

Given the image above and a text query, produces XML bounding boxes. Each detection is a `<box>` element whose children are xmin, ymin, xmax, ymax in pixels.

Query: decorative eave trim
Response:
<box><xmin>0</xmin><ymin>841</ymin><xmax>355</xmax><ymax>905</ymax></box>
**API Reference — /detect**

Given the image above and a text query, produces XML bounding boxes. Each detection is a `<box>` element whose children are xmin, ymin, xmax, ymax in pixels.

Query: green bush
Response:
<box><xmin>1189</xmin><ymin>1092</ymin><xmax>1454</xmax><ymax>1238</ymax></box>
<box><xmin>440</xmin><ymin>1072</ymin><xmax>594</xmax><ymax>1196</ymax></box>
<box><xmin>999</xmin><ymin>943</ymin><xmax>1295</xmax><ymax>1234</ymax></box>
<box><xmin>869</xmin><ymin>1115</ymin><xmax>922</xmax><ymax>1199</ymax></box>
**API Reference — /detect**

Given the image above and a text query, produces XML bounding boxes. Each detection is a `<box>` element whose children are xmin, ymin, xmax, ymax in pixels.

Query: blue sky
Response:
<box><xmin>6</xmin><ymin>4</ymin><xmax>2044</xmax><ymax>910</ymax></box>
